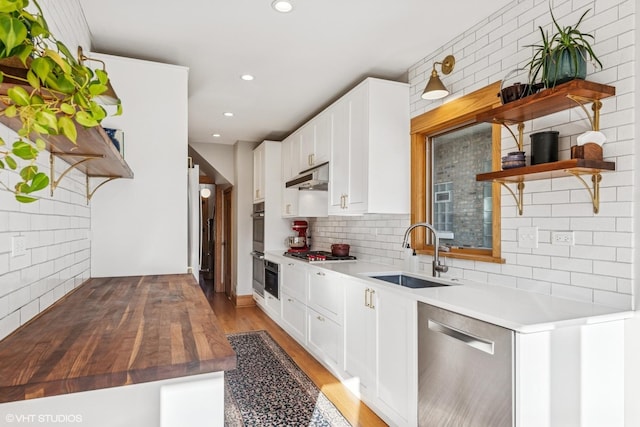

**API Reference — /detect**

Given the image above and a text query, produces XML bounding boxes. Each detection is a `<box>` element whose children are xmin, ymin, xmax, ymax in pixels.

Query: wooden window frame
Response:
<box><xmin>410</xmin><ymin>81</ymin><xmax>505</xmax><ymax>264</ymax></box>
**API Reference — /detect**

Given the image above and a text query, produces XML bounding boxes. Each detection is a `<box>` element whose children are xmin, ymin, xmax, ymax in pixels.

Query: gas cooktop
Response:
<box><xmin>283</xmin><ymin>250</ymin><xmax>357</xmax><ymax>263</ymax></box>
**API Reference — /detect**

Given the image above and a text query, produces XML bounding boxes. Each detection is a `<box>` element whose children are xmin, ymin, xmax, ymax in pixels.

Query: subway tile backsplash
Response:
<box><xmin>0</xmin><ymin>0</ymin><xmax>91</xmax><ymax>340</ymax></box>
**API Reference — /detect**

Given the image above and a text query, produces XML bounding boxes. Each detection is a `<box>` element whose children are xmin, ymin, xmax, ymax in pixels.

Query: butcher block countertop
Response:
<box><xmin>0</xmin><ymin>274</ymin><xmax>236</xmax><ymax>403</ymax></box>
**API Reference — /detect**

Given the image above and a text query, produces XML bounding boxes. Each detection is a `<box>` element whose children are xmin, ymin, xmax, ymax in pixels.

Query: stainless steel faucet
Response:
<box><xmin>401</xmin><ymin>222</ymin><xmax>448</xmax><ymax>277</ymax></box>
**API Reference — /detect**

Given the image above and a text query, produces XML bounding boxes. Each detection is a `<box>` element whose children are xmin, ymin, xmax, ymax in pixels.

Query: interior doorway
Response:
<box><xmin>223</xmin><ymin>187</ymin><xmax>233</xmax><ymax>299</ymax></box>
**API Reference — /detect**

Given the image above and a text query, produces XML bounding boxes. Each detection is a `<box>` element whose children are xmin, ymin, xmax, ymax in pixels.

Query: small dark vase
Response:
<box><xmin>530</xmin><ymin>131</ymin><xmax>559</xmax><ymax>165</ymax></box>
<box><xmin>544</xmin><ymin>48</ymin><xmax>587</xmax><ymax>87</ymax></box>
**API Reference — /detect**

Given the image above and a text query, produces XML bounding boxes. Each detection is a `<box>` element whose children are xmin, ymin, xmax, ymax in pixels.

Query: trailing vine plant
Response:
<box><xmin>0</xmin><ymin>0</ymin><xmax>121</xmax><ymax>202</ymax></box>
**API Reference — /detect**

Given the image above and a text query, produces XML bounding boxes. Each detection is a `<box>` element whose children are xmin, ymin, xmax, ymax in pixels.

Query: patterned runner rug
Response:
<box><xmin>225</xmin><ymin>330</ymin><xmax>351</xmax><ymax>426</ymax></box>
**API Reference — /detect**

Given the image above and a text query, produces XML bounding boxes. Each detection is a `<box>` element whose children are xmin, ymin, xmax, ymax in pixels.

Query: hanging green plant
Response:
<box><xmin>0</xmin><ymin>0</ymin><xmax>121</xmax><ymax>203</ymax></box>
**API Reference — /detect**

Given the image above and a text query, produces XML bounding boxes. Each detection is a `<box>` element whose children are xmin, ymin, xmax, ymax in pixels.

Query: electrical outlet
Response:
<box><xmin>11</xmin><ymin>236</ymin><xmax>26</xmax><ymax>257</ymax></box>
<box><xmin>552</xmin><ymin>231</ymin><xmax>575</xmax><ymax>246</ymax></box>
<box><xmin>518</xmin><ymin>227</ymin><xmax>538</xmax><ymax>249</ymax></box>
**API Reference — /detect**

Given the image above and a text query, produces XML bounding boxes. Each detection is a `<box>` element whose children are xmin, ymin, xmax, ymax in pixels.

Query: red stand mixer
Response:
<box><xmin>287</xmin><ymin>220</ymin><xmax>309</xmax><ymax>253</ymax></box>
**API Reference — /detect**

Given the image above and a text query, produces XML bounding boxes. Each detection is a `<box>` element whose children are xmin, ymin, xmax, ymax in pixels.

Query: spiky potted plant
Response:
<box><xmin>0</xmin><ymin>0</ymin><xmax>121</xmax><ymax>203</ymax></box>
<box><xmin>527</xmin><ymin>6</ymin><xmax>602</xmax><ymax>88</ymax></box>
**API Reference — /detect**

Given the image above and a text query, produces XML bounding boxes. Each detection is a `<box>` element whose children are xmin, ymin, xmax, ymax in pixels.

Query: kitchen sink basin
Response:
<box><xmin>368</xmin><ymin>274</ymin><xmax>450</xmax><ymax>289</ymax></box>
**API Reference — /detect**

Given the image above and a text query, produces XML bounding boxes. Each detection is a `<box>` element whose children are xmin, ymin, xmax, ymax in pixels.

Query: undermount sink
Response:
<box><xmin>368</xmin><ymin>274</ymin><xmax>450</xmax><ymax>289</ymax></box>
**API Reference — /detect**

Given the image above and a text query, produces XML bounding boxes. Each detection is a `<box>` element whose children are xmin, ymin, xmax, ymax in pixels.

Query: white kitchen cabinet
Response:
<box><xmin>281</xmin><ymin>132</ymin><xmax>300</xmax><ymax>181</ymax></box>
<box><xmin>307</xmin><ymin>267</ymin><xmax>343</xmax><ymax>324</ymax></box>
<box><xmin>264</xmin><ymin>292</ymin><xmax>281</xmax><ymax>319</ymax></box>
<box><xmin>329</xmin><ymin>77</ymin><xmax>410</xmax><ymax>215</ymax></box>
<box><xmin>343</xmin><ymin>278</ymin><xmax>376</xmax><ymax>392</ymax></box>
<box><xmin>281</xmin><ymin>291</ymin><xmax>306</xmax><ymax>344</ymax></box>
<box><xmin>344</xmin><ymin>278</ymin><xmax>417</xmax><ymax>427</ymax></box>
<box><xmin>299</xmin><ymin>110</ymin><xmax>331</xmax><ymax>170</ymax></box>
<box><xmin>307</xmin><ymin>306</ymin><xmax>343</xmax><ymax>371</ymax></box>
<box><xmin>253</xmin><ymin>143</ymin><xmax>265</xmax><ymax>203</ymax></box>
<box><xmin>281</xmin><ymin>260</ymin><xmax>308</xmax><ymax>302</ymax></box>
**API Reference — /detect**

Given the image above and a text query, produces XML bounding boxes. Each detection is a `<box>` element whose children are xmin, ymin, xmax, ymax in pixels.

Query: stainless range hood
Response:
<box><xmin>285</xmin><ymin>162</ymin><xmax>329</xmax><ymax>191</ymax></box>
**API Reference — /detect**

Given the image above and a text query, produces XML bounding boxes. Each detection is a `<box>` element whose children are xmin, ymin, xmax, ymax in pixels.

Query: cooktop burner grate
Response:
<box><xmin>283</xmin><ymin>250</ymin><xmax>357</xmax><ymax>262</ymax></box>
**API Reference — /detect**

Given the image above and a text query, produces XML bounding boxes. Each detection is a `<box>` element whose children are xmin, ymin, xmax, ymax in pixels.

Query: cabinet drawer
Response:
<box><xmin>281</xmin><ymin>292</ymin><xmax>306</xmax><ymax>343</ymax></box>
<box><xmin>265</xmin><ymin>292</ymin><xmax>281</xmax><ymax>318</ymax></box>
<box><xmin>281</xmin><ymin>262</ymin><xmax>307</xmax><ymax>302</ymax></box>
<box><xmin>307</xmin><ymin>269</ymin><xmax>343</xmax><ymax>324</ymax></box>
<box><xmin>307</xmin><ymin>307</ymin><xmax>342</xmax><ymax>370</ymax></box>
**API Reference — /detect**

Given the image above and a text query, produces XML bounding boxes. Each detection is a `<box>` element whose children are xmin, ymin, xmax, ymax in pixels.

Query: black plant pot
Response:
<box><xmin>544</xmin><ymin>49</ymin><xmax>587</xmax><ymax>87</ymax></box>
<box><xmin>530</xmin><ymin>131</ymin><xmax>559</xmax><ymax>165</ymax></box>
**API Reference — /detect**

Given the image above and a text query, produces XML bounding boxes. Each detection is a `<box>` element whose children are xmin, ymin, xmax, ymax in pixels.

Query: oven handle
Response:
<box><xmin>251</xmin><ymin>251</ymin><xmax>264</xmax><ymax>260</ymax></box>
<box><xmin>251</xmin><ymin>212</ymin><xmax>265</xmax><ymax>218</ymax></box>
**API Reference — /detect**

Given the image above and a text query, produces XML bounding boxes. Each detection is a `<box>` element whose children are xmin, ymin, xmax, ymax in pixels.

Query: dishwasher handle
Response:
<box><xmin>428</xmin><ymin>319</ymin><xmax>495</xmax><ymax>355</ymax></box>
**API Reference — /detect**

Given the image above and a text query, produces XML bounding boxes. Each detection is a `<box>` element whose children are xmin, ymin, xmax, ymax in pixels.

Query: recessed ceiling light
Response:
<box><xmin>212</xmin><ymin>133</ymin><xmax>221</xmax><ymax>138</ymax></box>
<box><xmin>272</xmin><ymin>0</ymin><xmax>293</xmax><ymax>13</ymax></box>
<box><xmin>241</xmin><ymin>74</ymin><xmax>254</xmax><ymax>81</ymax></box>
<box><xmin>223</xmin><ymin>112</ymin><xmax>234</xmax><ymax>117</ymax></box>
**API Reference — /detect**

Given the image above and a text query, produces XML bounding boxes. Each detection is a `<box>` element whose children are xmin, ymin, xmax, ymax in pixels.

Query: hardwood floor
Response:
<box><xmin>201</xmin><ymin>280</ymin><xmax>388</xmax><ymax>427</ymax></box>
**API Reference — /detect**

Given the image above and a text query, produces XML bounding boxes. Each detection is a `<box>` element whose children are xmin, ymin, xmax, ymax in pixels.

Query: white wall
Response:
<box><xmin>90</xmin><ymin>54</ymin><xmax>189</xmax><ymax>277</ymax></box>
<box><xmin>0</xmin><ymin>0</ymin><xmax>91</xmax><ymax>340</ymax></box>
<box><xmin>189</xmin><ymin>142</ymin><xmax>235</xmax><ymax>185</ymax></box>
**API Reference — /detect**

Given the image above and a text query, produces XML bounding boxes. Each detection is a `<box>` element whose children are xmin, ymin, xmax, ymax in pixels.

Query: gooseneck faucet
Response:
<box><xmin>401</xmin><ymin>222</ymin><xmax>448</xmax><ymax>277</ymax></box>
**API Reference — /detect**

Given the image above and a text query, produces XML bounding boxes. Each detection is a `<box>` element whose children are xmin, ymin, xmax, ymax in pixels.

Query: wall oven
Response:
<box><xmin>252</xmin><ymin>202</ymin><xmax>265</xmax><ymax>253</ymax></box>
<box><xmin>264</xmin><ymin>260</ymin><xmax>279</xmax><ymax>299</ymax></box>
<box><xmin>251</xmin><ymin>251</ymin><xmax>265</xmax><ymax>297</ymax></box>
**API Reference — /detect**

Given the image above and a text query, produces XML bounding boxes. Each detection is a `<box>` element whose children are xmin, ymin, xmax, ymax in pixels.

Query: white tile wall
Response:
<box><xmin>313</xmin><ymin>0</ymin><xmax>636</xmax><ymax>309</ymax></box>
<box><xmin>0</xmin><ymin>0</ymin><xmax>92</xmax><ymax>340</ymax></box>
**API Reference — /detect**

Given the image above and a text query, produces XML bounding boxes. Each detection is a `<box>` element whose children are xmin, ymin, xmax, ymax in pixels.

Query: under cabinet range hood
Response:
<box><xmin>286</xmin><ymin>162</ymin><xmax>329</xmax><ymax>191</ymax></box>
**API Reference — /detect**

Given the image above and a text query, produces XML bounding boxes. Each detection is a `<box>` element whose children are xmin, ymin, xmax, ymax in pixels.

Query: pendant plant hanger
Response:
<box><xmin>0</xmin><ymin>0</ymin><xmax>121</xmax><ymax>203</ymax></box>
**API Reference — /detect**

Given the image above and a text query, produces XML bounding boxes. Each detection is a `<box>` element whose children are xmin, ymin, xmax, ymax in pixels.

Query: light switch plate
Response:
<box><xmin>11</xmin><ymin>236</ymin><xmax>26</xmax><ymax>257</ymax></box>
<box><xmin>518</xmin><ymin>227</ymin><xmax>538</xmax><ymax>249</ymax></box>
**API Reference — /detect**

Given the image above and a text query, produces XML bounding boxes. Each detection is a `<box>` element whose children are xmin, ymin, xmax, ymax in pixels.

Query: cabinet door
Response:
<box><xmin>281</xmin><ymin>291</ymin><xmax>306</xmax><ymax>344</ymax></box>
<box><xmin>281</xmin><ymin>261</ymin><xmax>307</xmax><ymax>302</ymax></box>
<box><xmin>253</xmin><ymin>144</ymin><xmax>265</xmax><ymax>202</ymax></box>
<box><xmin>281</xmin><ymin>187</ymin><xmax>299</xmax><ymax>218</ymax></box>
<box><xmin>307</xmin><ymin>269</ymin><xmax>343</xmax><ymax>324</ymax></box>
<box><xmin>314</xmin><ymin>109</ymin><xmax>331</xmax><ymax>165</ymax></box>
<box><xmin>299</xmin><ymin>123</ymin><xmax>316</xmax><ymax>169</ymax></box>
<box><xmin>329</xmin><ymin>98</ymin><xmax>349</xmax><ymax>213</ymax></box>
<box><xmin>307</xmin><ymin>307</ymin><xmax>342</xmax><ymax>370</ymax></box>
<box><xmin>265</xmin><ymin>292</ymin><xmax>281</xmax><ymax>319</ymax></box>
<box><xmin>376</xmin><ymin>288</ymin><xmax>417</xmax><ymax>426</ymax></box>
<box><xmin>344</xmin><ymin>279</ymin><xmax>376</xmax><ymax>393</ymax></box>
<box><xmin>343</xmin><ymin>84</ymin><xmax>367</xmax><ymax>213</ymax></box>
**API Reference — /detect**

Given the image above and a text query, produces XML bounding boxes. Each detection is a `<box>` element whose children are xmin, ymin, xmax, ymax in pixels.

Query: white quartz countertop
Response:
<box><xmin>268</xmin><ymin>252</ymin><xmax>634</xmax><ymax>333</ymax></box>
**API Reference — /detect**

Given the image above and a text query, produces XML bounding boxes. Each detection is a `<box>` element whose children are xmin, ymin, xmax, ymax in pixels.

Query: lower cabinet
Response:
<box><xmin>264</xmin><ymin>292</ymin><xmax>281</xmax><ymax>318</ymax></box>
<box><xmin>344</xmin><ymin>278</ymin><xmax>417</xmax><ymax>427</ymax></box>
<box><xmin>307</xmin><ymin>306</ymin><xmax>343</xmax><ymax>372</ymax></box>
<box><xmin>281</xmin><ymin>291</ymin><xmax>306</xmax><ymax>344</ymax></box>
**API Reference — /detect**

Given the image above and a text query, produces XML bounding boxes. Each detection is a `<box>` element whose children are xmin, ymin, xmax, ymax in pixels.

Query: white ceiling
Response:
<box><xmin>80</xmin><ymin>0</ymin><xmax>512</xmax><ymax>147</ymax></box>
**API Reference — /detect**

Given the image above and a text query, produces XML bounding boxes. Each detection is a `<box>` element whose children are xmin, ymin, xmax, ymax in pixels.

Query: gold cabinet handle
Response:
<box><xmin>288</xmin><ymin>298</ymin><xmax>294</xmax><ymax>302</ymax></box>
<box><xmin>364</xmin><ymin>288</ymin><xmax>370</xmax><ymax>308</ymax></box>
<box><xmin>316</xmin><ymin>272</ymin><xmax>325</xmax><ymax>276</ymax></box>
<box><xmin>317</xmin><ymin>315</ymin><xmax>325</xmax><ymax>322</ymax></box>
<box><xmin>369</xmin><ymin>289</ymin><xmax>376</xmax><ymax>309</ymax></box>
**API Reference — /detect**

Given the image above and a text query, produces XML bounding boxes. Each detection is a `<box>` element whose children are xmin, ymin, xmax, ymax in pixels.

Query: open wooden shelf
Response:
<box><xmin>476</xmin><ymin>159</ymin><xmax>615</xmax><ymax>183</ymax></box>
<box><xmin>0</xmin><ymin>80</ymin><xmax>132</xmax><ymax>201</ymax></box>
<box><xmin>476</xmin><ymin>80</ymin><xmax>616</xmax><ymax>125</ymax></box>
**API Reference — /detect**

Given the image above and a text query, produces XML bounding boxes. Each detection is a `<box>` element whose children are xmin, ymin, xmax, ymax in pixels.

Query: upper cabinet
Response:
<box><xmin>253</xmin><ymin>143</ymin><xmax>265</xmax><ymax>203</ymax></box>
<box><xmin>299</xmin><ymin>110</ymin><xmax>331</xmax><ymax>170</ymax></box>
<box><xmin>329</xmin><ymin>78</ymin><xmax>410</xmax><ymax>215</ymax></box>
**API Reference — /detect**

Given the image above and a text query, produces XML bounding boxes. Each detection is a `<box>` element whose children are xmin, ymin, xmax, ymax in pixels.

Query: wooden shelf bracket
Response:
<box><xmin>49</xmin><ymin>152</ymin><xmax>104</xmax><ymax>196</ymax></box>
<box><xmin>86</xmin><ymin>175</ymin><xmax>120</xmax><ymax>204</ymax></box>
<box><xmin>499</xmin><ymin>181</ymin><xmax>525</xmax><ymax>216</ymax></box>
<box><xmin>566</xmin><ymin>171</ymin><xmax>602</xmax><ymax>214</ymax></box>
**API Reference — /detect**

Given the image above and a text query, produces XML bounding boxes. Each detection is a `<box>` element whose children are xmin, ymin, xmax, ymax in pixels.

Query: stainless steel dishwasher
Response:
<box><xmin>418</xmin><ymin>302</ymin><xmax>514</xmax><ymax>427</ymax></box>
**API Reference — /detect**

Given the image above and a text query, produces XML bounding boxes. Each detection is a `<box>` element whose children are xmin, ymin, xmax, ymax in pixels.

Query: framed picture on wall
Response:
<box><xmin>104</xmin><ymin>127</ymin><xmax>125</xmax><ymax>158</ymax></box>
